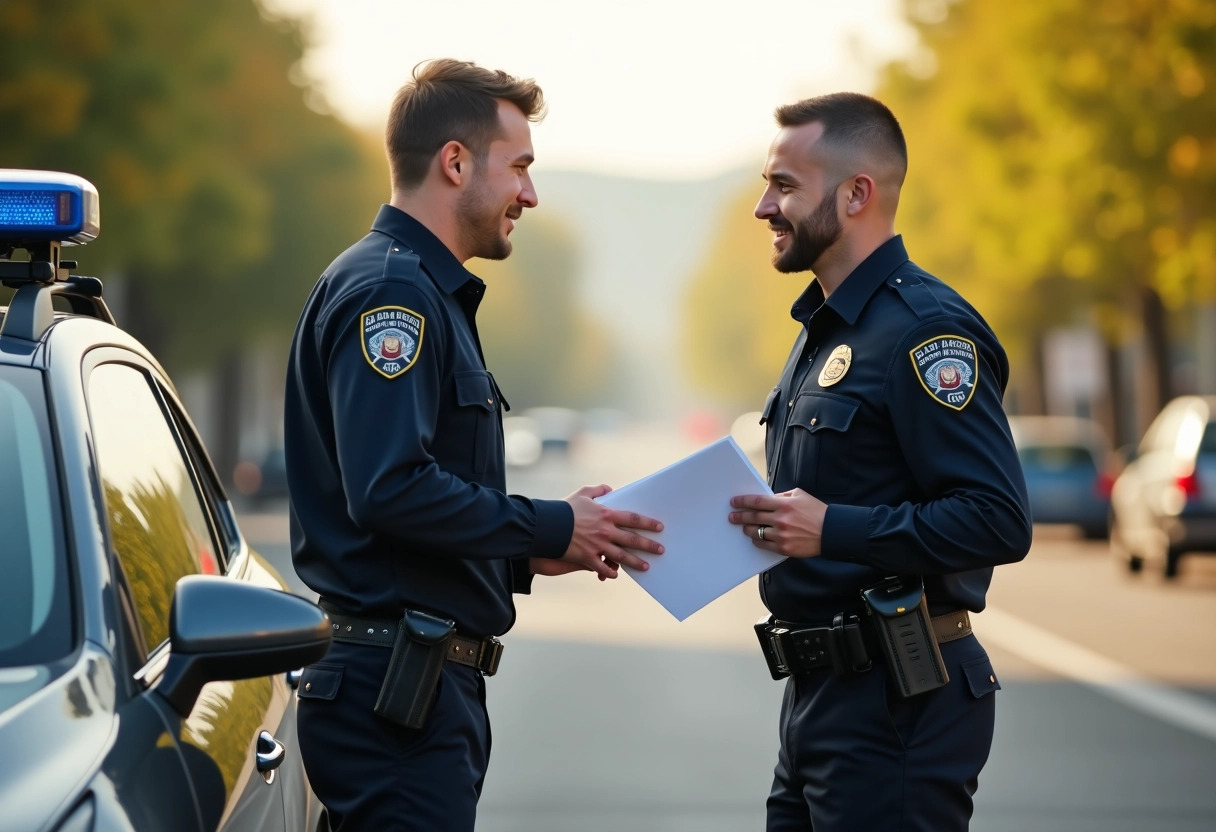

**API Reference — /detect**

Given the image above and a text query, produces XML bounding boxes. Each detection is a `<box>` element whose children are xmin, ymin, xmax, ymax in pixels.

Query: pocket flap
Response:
<box><xmin>759</xmin><ymin>387</ymin><xmax>782</xmax><ymax>425</ymax></box>
<box><xmin>789</xmin><ymin>393</ymin><xmax>859</xmax><ymax>433</ymax></box>
<box><xmin>403</xmin><ymin>609</ymin><xmax>456</xmax><ymax>644</ymax></box>
<box><xmin>298</xmin><ymin>664</ymin><xmax>343</xmax><ymax>701</ymax></box>
<box><xmin>455</xmin><ymin>371</ymin><xmax>495</xmax><ymax>412</ymax></box>
<box><xmin>961</xmin><ymin>654</ymin><xmax>1001</xmax><ymax>699</ymax></box>
<box><xmin>861</xmin><ymin>576</ymin><xmax>925</xmax><ymax>619</ymax></box>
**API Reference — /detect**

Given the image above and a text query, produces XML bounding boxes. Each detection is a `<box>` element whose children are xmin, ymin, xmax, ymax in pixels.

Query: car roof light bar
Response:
<box><xmin>0</xmin><ymin>169</ymin><xmax>99</xmax><ymax>245</ymax></box>
<box><xmin>0</xmin><ymin>170</ymin><xmax>114</xmax><ymax>343</ymax></box>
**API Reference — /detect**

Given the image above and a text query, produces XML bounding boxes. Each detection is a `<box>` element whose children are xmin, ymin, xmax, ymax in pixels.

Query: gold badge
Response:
<box><xmin>818</xmin><ymin>345</ymin><xmax>852</xmax><ymax>387</ymax></box>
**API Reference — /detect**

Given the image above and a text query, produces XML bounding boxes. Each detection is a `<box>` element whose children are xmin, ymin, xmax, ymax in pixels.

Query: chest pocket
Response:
<box><xmin>454</xmin><ymin>370</ymin><xmax>499</xmax><ymax>475</ymax></box>
<box><xmin>786</xmin><ymin>392</ymin><xmax>860</xmax><ymax>498</ymax></box>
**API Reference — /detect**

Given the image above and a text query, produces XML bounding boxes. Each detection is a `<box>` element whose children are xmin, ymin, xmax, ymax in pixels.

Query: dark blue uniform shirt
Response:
<box><xmin>285</xmin><ymin>205</ymin><xmax>574</xmax><ymax>636</ymax></box>
<box><xmin>760</xmin><ymin>235</ymin><xmax>1031</xmax><ymax>620</ymax></box>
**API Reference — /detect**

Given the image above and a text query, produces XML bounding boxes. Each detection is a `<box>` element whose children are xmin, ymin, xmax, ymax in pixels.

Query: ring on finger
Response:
<box><xmin>757</xmin><ymin>525</ymin><xmax>769</xmax><ymax>541</ymax></box>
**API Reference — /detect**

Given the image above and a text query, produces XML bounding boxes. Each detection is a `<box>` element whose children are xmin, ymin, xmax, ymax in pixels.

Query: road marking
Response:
<box><xmin>980</xmin><ymin>606</ymin><xmax>1216</xmax><ymax>743</ymax></box>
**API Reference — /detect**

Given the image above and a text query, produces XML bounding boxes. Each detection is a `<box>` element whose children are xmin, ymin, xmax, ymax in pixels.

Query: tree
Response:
<box><xmin>878</xmin><ymin>0</ymin><xmax>1216</xmax><ymax>436</ymax></box>
<box><xmin>0</xmin><ymin>0</ymin><xmax>386</xmax><ymax>475</ymax></box>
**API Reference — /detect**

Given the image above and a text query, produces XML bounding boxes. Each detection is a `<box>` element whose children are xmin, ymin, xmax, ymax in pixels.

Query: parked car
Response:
<box><xmin>1109</xmin><ymin>395</ymin><xmax>1216</xmax><ymax>579</ymax></box>
<box><xmin>1008</xmin><ymin>415</ymin><xmax>1114</xmax><ymax>539</ymax></box>
<box><xmin>0</xmin><ymin>170</ymin><xmax>332</xmax><ymax>831</ymax></box>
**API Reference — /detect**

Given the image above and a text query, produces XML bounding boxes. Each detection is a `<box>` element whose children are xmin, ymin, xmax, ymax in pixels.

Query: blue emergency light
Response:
<box><xmin>0</xmin><ymin>169</ymin><xmax>100</xmax><ymax>244</ymax></box>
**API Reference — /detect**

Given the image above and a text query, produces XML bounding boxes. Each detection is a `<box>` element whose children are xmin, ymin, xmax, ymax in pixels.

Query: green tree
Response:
<box><xmin>0</xmin><ymin>0</ymin><xmax>386</xmax><ymax>473</ymax></box>
<box><xmin>878</xmin><ymin>0</ymin><xmax>1216</xmax><ymax>435</ymax></box>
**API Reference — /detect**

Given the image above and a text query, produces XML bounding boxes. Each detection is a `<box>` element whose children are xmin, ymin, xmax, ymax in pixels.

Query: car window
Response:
<box><xmin>88</xmin><ymin>363</ymin><xmax>221</xmax><ymax>659</ymax></box>
<box><xmin>1018</xmin><ymin>444</ymin><xmax>1097</xmax><ymax>471</ymax></box>
<box><xmin>0</xmin><ymin>367</ymin><xmax>72</xmax><ymax>667</ymax></box>
<box><xmin>159</xmin><ymin>394</ymin><xmax>239</xmax><ymax>568</ymax></box>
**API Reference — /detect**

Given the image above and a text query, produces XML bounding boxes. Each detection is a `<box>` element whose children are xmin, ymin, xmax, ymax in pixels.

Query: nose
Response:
<box><xmin>754</xmin><ymin>191</ymin><xmax>777</xmax><ymax>220</ymax></box>
<box><xmin>519</xmin><ymin>174</ymin><xmax>538</xmax><ymax>209</ymax></box>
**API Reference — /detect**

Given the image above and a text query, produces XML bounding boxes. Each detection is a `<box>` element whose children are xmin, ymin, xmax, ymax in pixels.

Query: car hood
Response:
<box><xmin>0</xmin><ymin>644</ymin><xmax>117</xmax><ymax>829</ymax></box>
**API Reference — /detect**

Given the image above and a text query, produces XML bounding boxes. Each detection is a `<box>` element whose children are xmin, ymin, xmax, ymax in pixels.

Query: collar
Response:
<box><xmin>790</xmin><ymin>235</ymin><xmax>910</xmax><ymax>326</ymax></box>
<box><xmin>370</xmin><ymin>204</ymin><xmax>484</xmax><ymax>296</ymax></box>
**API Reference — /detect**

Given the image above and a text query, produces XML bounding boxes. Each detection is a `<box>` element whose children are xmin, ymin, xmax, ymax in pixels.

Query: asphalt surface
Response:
<box><xmin>240</xmin><ymin>425</ymin><xmax>1216</xmax><ymax>832</ymax></box>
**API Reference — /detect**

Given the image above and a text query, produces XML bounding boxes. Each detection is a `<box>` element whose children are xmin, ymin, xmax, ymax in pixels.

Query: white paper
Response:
<box><xmin>596</xmin><ymin>436</ymin><xmax>785</xmax><ymax>621</ymax></box>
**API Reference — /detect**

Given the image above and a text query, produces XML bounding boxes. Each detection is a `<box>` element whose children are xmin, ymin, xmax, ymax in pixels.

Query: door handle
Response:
<box><xmin>256</xmin><ymin>730</ymin><xmax>285</xmax><ymax>783</ymax></box>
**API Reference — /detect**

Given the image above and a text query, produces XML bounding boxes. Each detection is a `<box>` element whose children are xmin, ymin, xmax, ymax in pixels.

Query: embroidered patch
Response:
<box><xmin>818</xmin><ymin>344</ymin><xmax>852</xmax><ymax>387</ymax></box>
<box><xmin>361</xmin><ymin>306</ymin><xmax>424</xmax><ymax>379</ymax></box>
<box><xmin>909</xmin><ymin>335</ymin><xmax>977</xmax><ymax>410</ymax></box>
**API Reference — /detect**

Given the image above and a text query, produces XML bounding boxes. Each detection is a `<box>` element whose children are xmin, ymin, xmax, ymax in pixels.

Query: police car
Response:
<box><xmin>0</xmin><ymin>170</ymin><xmax>332</xmax><ymax>832</ymax></box>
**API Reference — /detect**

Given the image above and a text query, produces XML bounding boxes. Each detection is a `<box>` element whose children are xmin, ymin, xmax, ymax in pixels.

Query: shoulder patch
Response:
<box><xmin>361</xmin><ymin>306</ymin><xmax>424</xmax><ymax>379</ymax></box>
<box><xmin>909</xmin><ymin>335</ymin><xmax>977</xmax><ymax>410</ymax></box>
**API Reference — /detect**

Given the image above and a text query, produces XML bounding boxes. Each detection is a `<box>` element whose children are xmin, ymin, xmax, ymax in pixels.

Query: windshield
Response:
<box><xmin>0</xmin><ymin>366</ymin><xmax>72</xmax><ymax>667</ymax></box>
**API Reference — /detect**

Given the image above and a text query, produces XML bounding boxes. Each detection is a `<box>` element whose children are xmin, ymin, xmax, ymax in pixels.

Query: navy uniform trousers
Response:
<box><xmin>297</xmin><ymin>641</ymin><xmax>490</xmax><ymax>832</ymax></box>
<box><xmin>767</xmin><ymin>634</ymin><xmax>1000</xmax><ymax>832</ymax></box>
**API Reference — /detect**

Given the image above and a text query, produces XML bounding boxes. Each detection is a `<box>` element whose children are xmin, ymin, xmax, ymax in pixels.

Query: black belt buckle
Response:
<box><xmin>479</xmin><ymin>636</ymin><xmax>503</xmax><ymax>676</ymax></box>
<box><xmin>754</xmin><ymin>616</ymin><xmax>791</xmax><ymax>680</ymax></box>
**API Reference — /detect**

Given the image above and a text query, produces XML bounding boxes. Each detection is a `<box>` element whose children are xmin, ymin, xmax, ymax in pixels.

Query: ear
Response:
<box><xmin>438</xmin><ymin>140</ymin><xmax>467</xmax><ymax>187</ymax></box>
<box><xmin>844</xmin><ymin>174</ymin><xmax>876</xmax><ymax>217</ymax></box>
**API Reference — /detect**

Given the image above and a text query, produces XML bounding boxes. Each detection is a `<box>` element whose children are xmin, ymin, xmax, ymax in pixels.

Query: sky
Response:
<box><xmin>259</xmin><ymin>0</ymin><xmax>918</xmax><ymax>180</ymax></box>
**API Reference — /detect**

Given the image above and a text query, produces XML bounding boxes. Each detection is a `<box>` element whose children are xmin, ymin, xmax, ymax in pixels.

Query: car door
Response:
<box><xmin>86</xmin><ymin>356</ymin><xmax>293</xmax><ymax>832</ymax></box>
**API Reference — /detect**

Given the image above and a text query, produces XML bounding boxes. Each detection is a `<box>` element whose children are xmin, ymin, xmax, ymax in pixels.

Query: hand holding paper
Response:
<box><xmin>534</xmin><ymin>484</ymin><xmax>665</xmax><ymax>580</ymax></box>
<box><xmin>595</xmin><ymin>437</ymin><xmax>786</xmax><ymax>621</ymax></box>
<box><xmin>728</xmin><ymin>487</ymin><xmax>828</xmax><ymax>558</ymax></box>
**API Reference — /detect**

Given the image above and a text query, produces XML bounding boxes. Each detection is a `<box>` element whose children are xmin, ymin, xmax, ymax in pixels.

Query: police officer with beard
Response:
<box><xmin>728</xmin><ymin>93</ymin><xmax>1032</xmax><ymax>831</ymax></box>
<box><xmin>284</xmin><ymin>59</ymin><xmax>664</xmax><ymax>832</ymax></box>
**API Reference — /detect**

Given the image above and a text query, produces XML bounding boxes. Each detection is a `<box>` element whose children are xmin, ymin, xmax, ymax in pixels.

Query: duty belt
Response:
<box><xmin>324</xmin><ymin>610</ymin><xmax>504</xmax><ymax>676</ymax></box>
<box><xmin>755</xmin><ymin>609</ymin><xmax>971</xmax><ymax>680</ymax></box>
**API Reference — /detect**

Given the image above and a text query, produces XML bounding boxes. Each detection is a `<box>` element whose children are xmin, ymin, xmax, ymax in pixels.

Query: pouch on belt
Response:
<box><xmin>373</xmin><ymin>609</ymin><xmax>455</xmax><ymax>730</ymax></box>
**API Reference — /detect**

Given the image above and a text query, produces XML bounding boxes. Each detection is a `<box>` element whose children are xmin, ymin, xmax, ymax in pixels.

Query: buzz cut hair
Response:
<box><xmin>775</xmin><ymin>92</ymin><xmax>907</xmax><ymax>184</ymax></box>
<box><xmin>386</xmin><ymin>58</ymin><xmax>546</xmax><ymax>190</ymax></box>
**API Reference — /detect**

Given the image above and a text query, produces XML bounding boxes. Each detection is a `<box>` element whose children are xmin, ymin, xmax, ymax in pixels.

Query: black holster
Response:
<box><xmin>373</xmin><ymin>609</ymin><xmax>455</xmax><ymax>730</ymax></box>
<box><xmin>861</xmin><ymin>575</ymin><xmax>949</xmax><ymax>698</ymax></box>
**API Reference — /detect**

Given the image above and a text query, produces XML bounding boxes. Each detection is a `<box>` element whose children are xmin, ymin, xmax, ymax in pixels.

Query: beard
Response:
<box><xmin>458</xmin><ymin>172</ymin><xmax>518</xmax><ymax>261</ymax></box>
<box><xmin>771</xmin><ymin>185</ymin><xmax>842</xmax><ymax>274</ymax></box>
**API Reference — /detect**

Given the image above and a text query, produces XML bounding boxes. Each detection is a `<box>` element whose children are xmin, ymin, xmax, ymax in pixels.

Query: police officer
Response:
<box><xmin>727</xmin><ymin>93</ymin><xmax>1032</xmax><ymax>831</ymax></box>
<box><xmin>284</xmin><ymin>59</ymin><xmax>664</xmax><ymax>832</ymax></box>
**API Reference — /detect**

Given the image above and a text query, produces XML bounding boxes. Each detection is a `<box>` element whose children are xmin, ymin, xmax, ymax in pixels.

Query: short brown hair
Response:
<box><xmin>386</xmin><ymin>59</ymin><xmax>546</xmax><ymax>189</ymax></box>
<box><xmin>775</xmin><ymin>93</ymin><xmax>907</xmax><ymax>182</ymax></box>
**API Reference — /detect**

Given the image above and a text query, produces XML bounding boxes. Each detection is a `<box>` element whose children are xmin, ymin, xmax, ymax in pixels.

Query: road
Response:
<box><xmin>239</xmin><ymin>424</ymin><xmax>1216</xmax><ymax>832</ymax></box>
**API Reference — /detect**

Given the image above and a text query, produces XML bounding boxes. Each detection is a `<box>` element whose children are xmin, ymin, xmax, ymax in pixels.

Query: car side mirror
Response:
<box><xmin>155</xmin><ymin>575</ymin><xmax>332</xmax><ymax>717</ymax></box>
